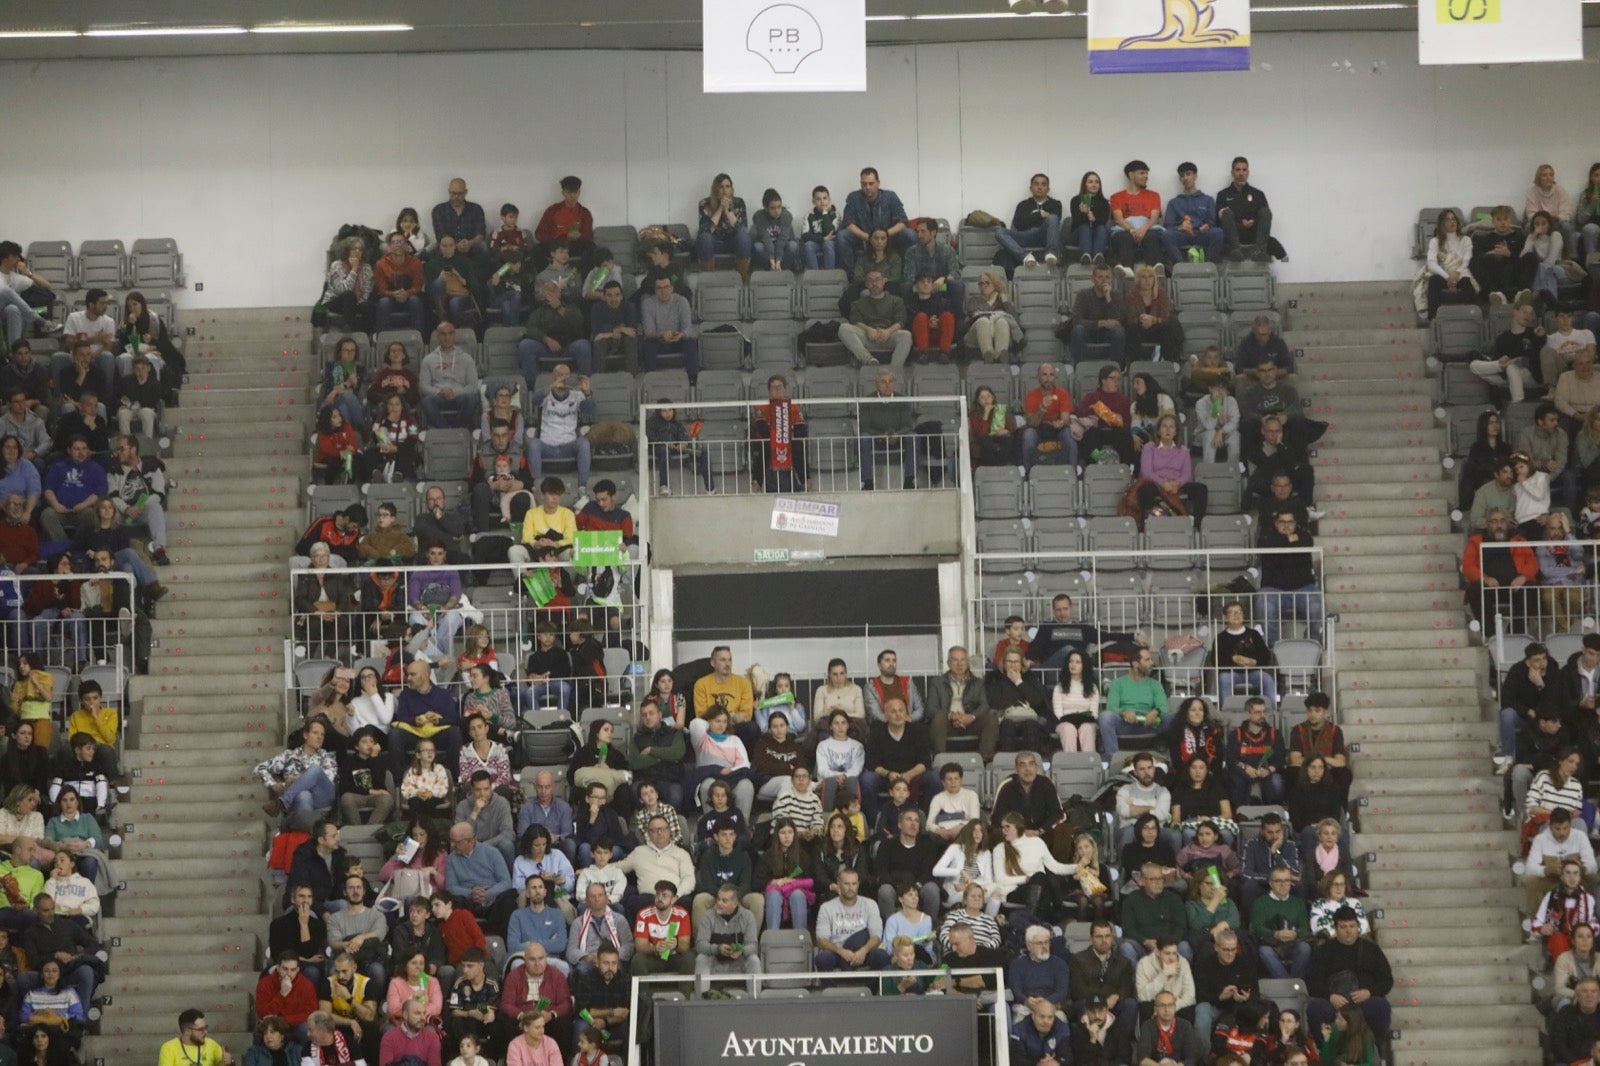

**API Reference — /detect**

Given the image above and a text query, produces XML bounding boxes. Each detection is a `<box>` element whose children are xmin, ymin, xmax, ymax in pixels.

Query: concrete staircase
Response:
<box><xmin>1285</xmin><ymin>282</ymin><xmax>1542</xmax><ymax>1066</ymax></box>
<box><xmin>83</xmin><ymin>310</ymin><xmax>313</xmax><ymax>1062</ymax></box>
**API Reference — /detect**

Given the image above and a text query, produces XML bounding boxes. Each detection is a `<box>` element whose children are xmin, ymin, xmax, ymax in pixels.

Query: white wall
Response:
<box><xmin>5</xmin><ymin>31</ymin><xmax>1598</xmax><ymax>309</ymax></box>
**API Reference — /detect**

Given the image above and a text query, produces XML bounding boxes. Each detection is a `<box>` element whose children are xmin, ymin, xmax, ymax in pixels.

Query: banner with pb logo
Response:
<box><xmin>704</xmin><ymin>0</ymin><xmax>866</xmax><ymax>93</ymax></box>
<box><xmin>1418</xmin><ymin>0</ymin><xmax>1580</xmax><ymax>64</ymax></box>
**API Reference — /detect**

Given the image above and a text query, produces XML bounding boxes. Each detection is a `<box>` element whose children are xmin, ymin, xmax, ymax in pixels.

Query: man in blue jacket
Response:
<box><xmin>1162</xmin><ymin>163</ymin><xmax>1225</xmax><ymax>263</ymax></box>
<box><xmin>1010</xmin><ymin>998</ymin><xmax>1071</xmax><ymax>1066</ymax></box>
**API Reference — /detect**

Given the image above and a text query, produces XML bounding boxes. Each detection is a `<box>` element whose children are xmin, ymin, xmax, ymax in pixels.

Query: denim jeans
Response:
<box><xmin>754</xmin><ymin>240</ymin><xmax>801</xmax><ymax>271</ymax></box>
<box><xmin>803</xmin><ymin>240</ymin><xmax>839</xmax><ymax>270</ymax></box>
<box><xmin>530</xmin><ymin>437</ymin><xmax>592</xmax><ymax>487</ymax></box>
<box><xmin>1072</xmin><ymin>224</ymin><xmax>1110</xmax><ymax>258</ymax></box>
<box><xmin>650</xmin><ymin>442</ymin><xmax>713</xmax><ymax>490</ymax></box>
<box><xmin>1583</xmin><ymin>222</ymin><xmax>1600</xmax><ymax>261</ymax></box>
<box><xmin>1218</xmin><ymin>668</ymin><xmax>1278</xmax><ymax>708</ymax></box>
<box><xmin>522</xmin><ymin>678</ymin><xmax>574</xmax><ymax>711</ymax></box>
<box><xmin>114</xmin><ymin>547</ymin><xmax>159</xmax><ymax>589</ymax></box>
<box><xmin>1257</xmin><ymin>585</ymin><xmax>1324</xmax><ymax>644</ymax></box>
<box><xmin>1161</xmin><ymin>226</ymin><xmax>1225</xmax><ymax>262</ymax></box>
<box><xmin>31</xmin><ymin>608</ymin><xmax>87</xmax><ymax>659</ymax></box>
<box><xmin>996</xmin><ymin>215</ymin><xmax>1063</xmax><ymax>260</ymax></box>
<box><xmin>1069</xmin><ymin>322</ymin><xmax>1126</xmax><ymax>365</ymax></box>
<box><xmin>376</xmin><ymin>294</ymin><xmax>425</xmax><ymax>332</ymax></box>
<box><xmin>0</xmin><ymin>289</ymin><xmax>45</xmax><ymax>345</ymax></box>
<box><xmin>1097</xmin><ymin>711</ymin><xmax>1162</xmax><ymax>760</ymax></box>
<box><xmin>418</xmin><ymin>392</ymin><xmax>482</xmax><ymax>430</ymax></box>
<box><xmin>1021</xmin><ymin>425</ymin><xmax>1079</xmax><ymax>471</ymax></box>
<box><xmin>695</xmin><ymin>231</ymin><xmax>753</xmax><ymax>263</ymax></box>
<box><xmin>1257</xmin><ymin>939</ymin><xmax>1310</xmax><ymax>979</ymax></box>
<box><xmin>764</xmin><ymin>885</ymin><xmax>809</xmax><ymax>930</ymax></box>
<box><xmin>283</xmin><ymin>763</ymin><xmax>336</xmax><ymax>812</ymax></box>
<box><xmin>858</xmin><ymin>433</ymin><xmax>925</xmax><ymax>489</ymax></box>
<box><xmin>495</xmin><ymin>291</ymin><xmax>523</xmax><ymax>326</ymax></box>
<box><xmin>517</xmin><ymin>337</ymin><xmax>594</xmax><ymax>383</ymax></box>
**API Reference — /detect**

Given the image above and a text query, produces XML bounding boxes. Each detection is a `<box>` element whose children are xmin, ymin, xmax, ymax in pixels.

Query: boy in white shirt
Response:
<box><xmin>926</xmin><ymin>763</ymin><xmax>981</xmax><ymax>842</ymax></box>
<box><xmin>575</xmin><ymin>838</ymin><xmax>626</xmax><ymax>906</ymax></box>
<box><xmin>1541</xmin><ymin>305</ymin><xmax>1599</xmax><ymax>389</ymax></box>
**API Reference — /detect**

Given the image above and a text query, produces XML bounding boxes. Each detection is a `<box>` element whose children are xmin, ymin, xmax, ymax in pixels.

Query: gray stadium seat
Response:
<box><xmin>25</xmin><ymin>241</ymin><xmax>75</xmax><ymax>290</ymax></box>
<box><xmin>78</xmin><ymin>240</ymin><xmax>128</xmax><ymax>288</ymax></box>
<box><xmin>131</xmin><ymin>238</ymin><xmax>183</xmax><ymax>288</ymax></box>
<box><xmin>748</xmin><ymin>271</ymin><xmax>798</xmax><ymax>320</ymax></box>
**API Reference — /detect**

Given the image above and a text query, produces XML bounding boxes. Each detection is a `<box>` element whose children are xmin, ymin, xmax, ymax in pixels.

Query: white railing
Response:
<box><xmin>1479</xmin><ymin>537</ymin><xmax>1599</xmax><ymax>645</ymax></box>
<box><xmin>972</xmin><ymin>546</ymin><xmax>1334</xmax><ymax>712</ymax></box>
<box><xmin>3</xmin><ymin>571</ymin><xmax>138</xmax><ymax>758</ymax></box>
<box><xmin>284</xmin><ymin>560</ymin><xmax>646</xmax><ymax>733</ymax></box>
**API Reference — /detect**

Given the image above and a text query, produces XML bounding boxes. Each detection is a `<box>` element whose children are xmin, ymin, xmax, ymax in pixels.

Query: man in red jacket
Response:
<box><xmin>256</xmin><ymin>950</ymin><xmax>318</xmax><ymax>1038</ymax></box>
<box><xmin>431</xmin><ymin>893</ymin><xmax>487</xmax><ymax>966</ymax></box>
<box><xmin>534</xmin><ymin>177</ymin><xmax>595</xmax><ymax>266</ymax></box>
<box><xmin>1462</xmin><ymin>508</ymin><xmax>1539</xmax><ymax>625</ymax></box>
<box><xmin>499</xmin><ymin>941</ymin><xmax>573</xmax><ymax>1050</ymax></box>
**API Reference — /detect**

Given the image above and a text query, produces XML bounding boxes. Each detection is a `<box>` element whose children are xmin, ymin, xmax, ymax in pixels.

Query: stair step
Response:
<box><xmin>102</xmin><ymin>916</ymin><xmax>261</xmax><ymax>938</ymax></box>
<box><xmin>1315</xmin><ymin>480</ymin><xmax>1454</xmax><ymax>502</ymax></box>
<box><xmin>139</xmin><ymin>667</ymin><xmax>286</xmax><ymax>691</ymax></box>
<box><xmin>1367</xmin><ymin>887</ymin><xmax>1521</xmax><ymax>911</ymax></box>
<box><xmin>150</xmin><ymin>634</ymin><xmax>287</xmax><ymax>657</ymax></box>
<box><xmin>1325</xmin><ymin>591</ymin><xmax>1463</xmax><ymax>613</ymax></box>
<box><xmin>128</xmin><ymin>763</ymin><xmax>259</xmax><ymax>785</ymax></box>
<box><xmin>119</xmin><ymin>799</ymin><xmax>275</xmax><ymax>824</ymax></box>
<box><xmin>1354</xmin><ymin>757</ymin><xmax>1493</xmax><ymax>780</ymax></box>
<box><xmin>153</xmin><ymin>616</ymin><xmax>285</xmax><ymax>638</ymax></box>
<box><xmin>1391</xmin><ymin>1004</ymin><xmax>1543</xmax><ymax>1029</ymax></box>
<box><xmin>1300</xmin><ymin>377</ymin><xmax>1433</xmax><ymax>398</ymax></box>
<box><xmin>1318</xmin><ymin>517</ymin><xmax>1453</xmax><ymax>538</ymax></box>
<box><xmin>119</xmin><ymin>837</ymin><xmax>264</xmax><ymax>863</ymax></box>
<box><xmin>120</xmin><ymin>819</ymin><xmax>265</xmax><ymax>842</ymax></box>
<box><xmin>1362</xmin><ymin>849</ymin><xmax>1515</xmax><ymax>872</ymax></box>
<box><xmin>1285</xmin><ymin>328</ymin><xmax>1428</xmax><ymax>347</ymax></box>
<box><xmin>132</xmin><ymin>732</ymin><xmax>279</xmax><ymax>754</ymax></box>
<box><xmin>1378</xmin><ymin>924</ymin><xmax>1525</xmax><ymax>948</ymax></box>
<box><xmin>1336</xmin><ymin>609</ymin><xmax>1468</xmax><ymax>631</ymax></box>
<box><xmin>1337</xmin><ymin>648</ymin><xmax>1476</xmax><ymax>670</ymax></box>
<box><xmin>113</xmin><ymin>893</ymin><xmax>266</xmax><ymax>917</ymax></box>
<box><xmin>1343</xmin><ymin>722</ymin><xmax>1494</xmax><ymax>743</ymax></box>
<box><xmin>1279</xmin><ymin>282</ymin><xmax>1411</xmax><ymax>303</ymax></box>
<box><xmin>1323</xmin><ymin>571</ymin><xmax>1462</xmax><ymax>593</ymax></box>
<box><xmin>1346</xmin><ymin>739</ymin><xmax>1492</xmax><ymax>760</ymax></box>
<box><xmin>1377</xmin><ymin>903</ymin><xmax>1524</xmax><ymax>929</ymax></box>
<box><xmin>1353</xmin><ymin>776</ymin><xmax>1500</xmax><ymax>798</ymax></box>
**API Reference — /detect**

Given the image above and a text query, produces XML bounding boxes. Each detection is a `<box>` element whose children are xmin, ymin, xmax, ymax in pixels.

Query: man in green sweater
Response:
<box><xmin>1116</xmin><ymin>862</ymin><xmax>1187</xmax><ymax>966</ymax></box>
<box><xmin>1249</xmin><ymin>868</ymin><xmax>1311</xmax><ymax>979</ymax></box>
<box><xmin>839</xmin><ymin>269</ymin><xmax>912</xmax><ymax>368</ymax></box>
<box><xmin>857</xmin><ymin>369</ymin><xmax>922</xmax><ymax>492</ymax></box>
<box><xmin>1099</xmin><ymin>647</ymin><xmax>1168</xmax><ymax>762</ymax></box>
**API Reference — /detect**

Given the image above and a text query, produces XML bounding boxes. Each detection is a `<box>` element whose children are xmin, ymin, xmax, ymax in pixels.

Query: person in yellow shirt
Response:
<box><xmin>65</xmin><ymin>680</ymin><xmax>118</xmax><ymax>749</ymax></box>
<box><xmin>511</xmin><ymin>476</ymin><xmax>576</xmax><ymax>562</ymax></box>
<box><xmin>692</xmin><ymin>646</ymin><xmax>756</xmax><ymax>743</ymax></box>
<box><xmin>158</xmin><ymin>1009</ymin><xmax>235</xmax><ymax>1066</ymax></box>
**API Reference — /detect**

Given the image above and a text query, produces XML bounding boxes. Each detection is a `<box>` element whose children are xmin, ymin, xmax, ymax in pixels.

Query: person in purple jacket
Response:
<box><xmin>406</xmin><ymin>541</ymin><xmax>465</xmax><ymax>660</ymax></box>
<box><xmin>40</xmin><ymin>436</ymin><xmax>107</xmax><ymax>544</ymax></box>
<box><xmin>1137</xmin><ymin>415</ymin><xmax>1208</xmax><ymax>527</ymax></box>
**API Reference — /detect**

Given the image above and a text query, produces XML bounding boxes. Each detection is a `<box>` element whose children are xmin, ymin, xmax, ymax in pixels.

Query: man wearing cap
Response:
<box><xmin>1070</xmin><ymin>921</ymin><xmax>1137</xmax><ymax>1042</ymax></box>
<box><xmin>1070</xmin><ymin>993</ymin><xmax>1132</xmax><ymax>1066</ymax></box>
<box><xmin>1109</xmin><ymin>161</ymin><xmax>1169</xmax><ymax>274</ymax></box>
<box><xmin>1163</xmin><ymin>163</ymin><xmax>1225</xmax><ymax>264</ymax></box>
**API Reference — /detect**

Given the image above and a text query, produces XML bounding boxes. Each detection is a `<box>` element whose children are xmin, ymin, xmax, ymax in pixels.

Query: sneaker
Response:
<box><xmin>902</xmin><ymin>479</ymin><xmax>916</xmax><ymax>490</ymax></box>
<box><xmin>38</xmin><ymin>320</ymin><xmax>64</xmax><ymax>336</ymax></box>
<box><xmin>1489</xmin><ymin>291</ymin><xmax>1508</xmax><ymax>306</ymax></box>
<box><xmin>1562</xmin><ymin>259</ymin><xmax>1586</xmax><ymax>280</ymax></box>
<box><xmin>1115</xmin><ymin>265</ymin><xmax>1135</xmax><ymax>280</ymax></box>
<box><xmin>705</xmin><ymin>487</ymin><xmax>719</xmax><ymax>496</ymax></box>
<box><xmin>861</xmin><ymin>481</ymin><xmax>875</xmax><ymax>491</ymax></box>
<box><xmin>1306</xmin><ymin>508</ymin><xmax>1327</xmax><ymax>521</ymax></box>
<box><xmin>1044</xmin><ymin>252</ymin><xmax>1059</xmax><ymax>266</ymax></box>
<box><xmin>150</xmin><ymin>546</ymin><xmax>170</xmax><ymax>566</ymax></box>
<box><xmin>1252</xmin><ymin>247</ymin><xmax>1271</xmax><ymax>263</ymax></box>
<box><xmin>147</xmin><ymin>582</ymin><xmax>169</xmax><ymax>602</ymax></box>
<box><xmin>262</xmin><ymin>798</ymin><xmax>285</xmax><ymax>818</ymax></box>
<box><xmin>1091</xmin><ymin>253</ymin><xmax>1107</xmax><ymax>267</ymax></box>
<box><xmin>1022</xmin><ymin>253</ymin><xmax>1038</xmax><ymax>267</ymax></box>
<box><xmin>1513</xmin><ymin>289</ymin><xmax>1532</xmax><ymax>306</ymax></box>
<box><xmin>1080</xmin><ymin>253</ymin><xmax>1093</xmax><ymax>265</ymax></box>
<box><xmin>657</xmin><ymin>483</ymin><xmax>671</xmax><ymax>496</ymax></box>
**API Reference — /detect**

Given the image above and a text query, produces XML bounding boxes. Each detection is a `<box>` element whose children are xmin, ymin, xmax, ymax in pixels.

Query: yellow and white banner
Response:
<box><xmin>1419</xmin><ymin>0</ymin><xmax>1581</xmax><ymax>65</ymax></box>
<box><xmin>1088</xmin><ymin>0</ymin><xmax>1250</xmax><ymax>75</ymax></box>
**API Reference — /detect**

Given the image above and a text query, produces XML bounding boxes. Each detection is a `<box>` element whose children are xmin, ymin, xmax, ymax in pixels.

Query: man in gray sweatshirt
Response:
<box><xmin>839</xmin><ymin>269</ymin><xmax>911</xmax><ymax>369</ymax></box>
<box><xmin>857</xmin><ymin>369</ymin><xmax>921</xmax><ymax>491</ymax></box>
<box><xmin>693</xmin><ymin>883</ymin><xmax>761</xmax><ymax>994</ymax></box>
<box><xmin>640</xmin><ymin>277</ymin><xmax>700</xmax><ymax>382</ymax></box>
<box><xmin>419</xmin><ymin>322</ymin><xmax>481</xmax><ymax>428</ymax></box>
<box><xmin>454</xmin><ymin>771</ymin><xmax>517</xmax><ymax>868</ymax></box>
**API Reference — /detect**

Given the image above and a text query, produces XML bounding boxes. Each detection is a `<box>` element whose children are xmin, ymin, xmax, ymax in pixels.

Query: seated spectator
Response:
<box><xmin>1135</xmin><ymin>413</ymin><xmax>1207</xmax><ymax>524</ymax></box>
<box><xmin>1526</xmin><ymin>806</ymin><xmax>1597</xmax><ymax>910</ymax></box>
<box><xmin>488</xmin><ymin>243</ymin><xmax>536</xmax><ymax>325</ymax></box>
<box><xmin>1254</xmin><ymin>470</ymin><xmax>1311</xmax><ymax>535</ymax></box>
<box><xmin>1210</xmin><ymin>602</ymin><xmax>1277</xmax><ymax>707</ymax></box>
<box><xmin>628</xmin><ymin>880</ymin><xmax>694</xmax><ymax>985</ymax></box>
<box><xmin>567</xmin><ymin>886</ymin><xmax>632</xmax><ymax>976</ymax></box>
<box><xmin>1119</xmin><ymin>859</ymin><xmax>1188</xmax><ymax>968</ymax></box>
<box><xmin>368</xmin><ymin>342</ymin><xmax>420</xmax><ymax>412</ymax></box>
<box><xmin>1240</xmin><ymin>811</ymin><xmax>1301</xmax><ymax>912</ymax></box>
<box><xmin>1193</xmin><ymin>928</ymin><xmax>1258</xmax><ymax>1037</ymax></box>
<box><xmin>535</xmin><ymin>176</ymin><xmax>595</xmax><ymax>262</ymax></box>
<box><xmin>986</xmin><ymin>649</ymin><xmax>1051</xmax><ymax>754</ymax></box>
<box><xmin>1537</xmin><ymin>511</ymin><xmax>1586</xmax><ymax>631</ymax></box>
<box><xmin>1226</xmin><ymin>697</ymin><xmax>1287</xmax><ymax>808</ymax></box>
<box><xmin>519</xmin><ymin>282</ymin><xmax>593</xmax><ymax>383</ymax></box>
<box><xmin>117</xmin><ymin>354</ymin><xmax>165</xmax><ymax>437</ymax></box>
<box><xmin>255</xmin><ymin>718</ymin><xmax>337</xmax><ymax>819</ymax></box>
<box><xmin>365</xmin><ymin>396</ymin><xmax>422</xmax><ymax>485</ymax></box>
<box><xmin>1463</xmin><ymin>506</ymin><xmax>1537</xmax><ymax>626</ymax></box>
<box><xmin>958</xmin><ymin>273</ymin><xmax>1020</xmax><ymax>364</ymax></box>
<box><xmin>337</xmin><ymin>728</ymin><xmax>394</xmax><ymax>827</ymax></box>
<box><xmin>589</xmin><ymin>281</ymin><xmax>639</xmax><ymax>373</ymax></box>
<box><xmin>373</xmin><ymin>234</ymin><xmax>425</xmax><ymax>333</ymax></box>
<box><xmin>1552</xmin><ymin>923</ymin><xmax>1600</xmax><ymax>1012</ymax></box>
<box><xmin>695</xmin><ymin>173</ymin><xmax>752</xmax><ymax>278</ymax></box>
<box><xmin>1115</xmin><ymin>754</ymin><xmax>1172</xmax><ymax>849</ymax></box>
<box><xmin>1070</xmin><ymin>922</ymin><xmax>1139</xmax><ymax>1044</ymax></box>
<box><xmin>856</xmin><ymin>369</ymin><xmax>923</xmax><ymax>492</ymax></box>
<box><xmin>455</xmin><ymin>770</ymin><xmax>515</xmax><ymax>869</ymax></box>
<box><xmin>1551</xmin><ymin>978</ymin><xmax>1600</xmax><ymax>1066</ymax></box>
<box><xmin>1136</xmin><ymin>945</ymin><xmax>1197</xmax><ymax>1028</ymax></box>
<box><xmin>692</xmin><ymin>881</ymin><xmax>761</xmax><ymax>996</ymax></box>
<box><xmin>1124</xmin><ymin>265</ymin><xmax>1183</xmax><ymax>360</ymax></box>
<box><xmin>39</xmin><ymin>437</ymin><xmax>106</xmax><ymax>545</ymax></box>
<box><xmin>840</xmin><ymin>270</ymin><xmax>911</xmax><ymax>369</ymax></box>
<box><xmin>813</xmin><ymin>868</ymin><xmax>888</xmax><ymax>972</ymax></box>
<box><xmin>1170</xmin><ymin>757</ymin><xmax>1234</xmax><ymax>846</ymax></box>
<box><xmin>426</xmin><ymin>235</ymin><xmax>483</xmax><ymax>329</ymax></box>
<box><xmin>1473</xmin><ymin>205</ymin><xmax>1529</xmax><ymax>305</ymax></box>
<box><xmin>997</xmin><ymin>174</ymin><xmax>1063</xmax><ymax>267</ymax></box>
<box><xmin>325</xmin><ymin>873</ymin><xmax>387</xmax><ymax>986</ymax></box>
<box><xmin>0</xmin><ymin>392</ymin><xmax>49</xmax><ymax>471</ymax></box>
<box><xmin>1168</xmin><ymin>697</ymin><xmax>1223</xmax><ymax>774</ymax></box>
<box><xmin>1099</xmin><ymin>646</ymin><xmax>1167</xmax><ymax>763</ymax></box>
<box><xmin>1250</xmin><ymin>867</ymin><xmax>1311</xmax><ymax>979</ymax></box>
<box><xmin>1163</xmin><ymin>161</ymin><xmax>1225</xmax><ymax>263</ymax></box>
<box><xmin>1009</xmin><ymin>998</ymin><xmax>1071</xmax><ymax>1066</ymax></box>
<box><xmin>1078</xmin><ymin>364</ymin><xmax>1136</xmax><ymax>464</ymax></box>
<box><xmin>837</xmin><ymin>169</ymin><xmax>912</xmax><ymax>270</ymax></box>
<box><xmin>320</xmin><ymin>239</ymin><xmax>374</xmax><ymax>331</ymax></box>
<box><xmin>968</xmin><ymin>384</ymin><xmax>1020</xmax><ymax>469</ymax></box>
<box><xmin>1176</xmin><ymin>818</ymin><xmax>1240</xmax><ymax>886</ymax></box>
<box><xmin>1245</xmin><ymin>414</ymin><xmax>1315</xmax><ymax>507</ymax></box>
<box><xmin>526</xmin><ymin>369</ymin><xmax>593</xmax><ymax>493</ymax></box>
<box><xmin>1306</xmin><ymin>906</ymin><xmax>1393</xmax><ymax>1039</ymax></box>
<box><xmin>901</xmin><ymin>218</ymin><xmax>964</xmax><ymax>315</ymax></box>
<box><xmin>1511</xmin><ymin>451</ymin><xmax>1553</xmax><ymax>536</ymax></box>
<box><xmin>1069</xmin><ymin>264</ymin><xmax>1126</xmax><ymax>366</ymax></box>
<box><xmin>1422</xmin><ymin>210</ymin><xmax>1477</xmax><ymax>319</ymax></box>
<box><xmin>639</xmin><ymin>277</ymin><xmax>700</xmax><ymax>381</ymax></box>
<box><xmin>1109</xmin><ymin>161</ymin><xmax>1168</xmax><ymax>271</ymax></box>
<box><xmin>419</xmin><ymin>324</ymin><xmax>482</xmax><ymax>430</ymax></box>
<box><xmin>1127</xmin><ymin>372</ymin><xmax>1176</xmax><ymax>450</ymax></box>
<box><xmin>1526</xmin><ymin>748</ymin><xmax>1586</xmax><ymax>834</ymax></box>
<box><xmin>1525</xmin><ymin>210</ymin><xmax>1570</xmax><ymax>303</ymax></box>
<box><xmin>1310</xmin><ymin>868</ymin><xmax>1366</xmax><ymax>938</ymax></box>
<box><xmin>257</xmin><ymin>951</ymin><xmax>319</xmax><ymax>1037</ymax></box>
<box><xmin>1235</xmin><ymin>315</ymin><xmax>1294</xmax><ymax>381</ymax></box>
<box><xmin>1256</xmin><ymin>511</ymin><xmax>1322</xmax><ymax>644</ymax></box>
<box><xmin>749</xmin><ymin>188</ymin><xmax>799</xmax><ymax>272</ymax></box>
<box><xmin>433</xmin><ymin>178</ymin><xmax>489</xmax><ymax>258</ymax></box>
<box><xmin>1020</xmin><ymin>362</ymin><xmax>1080</xmax><ymax>473</ymax></box>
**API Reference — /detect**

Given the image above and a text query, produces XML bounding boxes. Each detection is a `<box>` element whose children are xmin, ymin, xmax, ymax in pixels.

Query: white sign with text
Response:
<box><xmin>704</xmin><ymin>0</ymin><xmax>866</xmax><ymax>93</ymax></box>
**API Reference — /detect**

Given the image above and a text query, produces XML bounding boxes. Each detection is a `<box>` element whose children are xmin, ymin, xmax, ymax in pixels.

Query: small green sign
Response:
<box><xmin>753</xmin><ymin>548</ymin><xmax>790</xmax><ymax>563</ymax></box>
<box><xmin>573</xmin><ymin>529</ymin><xmax>628</xmax><ymax>568</ymax></box>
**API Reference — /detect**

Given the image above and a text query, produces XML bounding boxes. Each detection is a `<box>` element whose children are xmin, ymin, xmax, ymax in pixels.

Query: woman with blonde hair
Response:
<box><xmin>932</xmin><ymin>818</ymin><xmax>999</xmax><ymax>911</ymax></box>
<box><xmin>1124</xmin><ymin>264</ymin><xmax>1182</xmax><ymax>358</ymax></box>
<box><xmin>961</xmin><ymin>271</ymin><xmax>1023</xmax><ymax>363</ymax></box>
<box><xmin>320</xmin><ymin>236</ymin><xmax>375</xmax><ymax>330</ymax></box>
<box><xmin>695</xmin><ymin>173</ymin><xmax>752</xmax><ymax>278</ymax></box>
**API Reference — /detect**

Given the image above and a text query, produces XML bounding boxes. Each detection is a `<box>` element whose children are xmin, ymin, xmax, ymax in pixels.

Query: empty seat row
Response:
<box><xmin>974</xmin><ymin>463</ymin><xmax>1246</xmax><ymax>519</ymax></box>
<box><xmin>25</xmin><ymin>238</ymin><xmax>182</xmax><ymax>290</ymax></box>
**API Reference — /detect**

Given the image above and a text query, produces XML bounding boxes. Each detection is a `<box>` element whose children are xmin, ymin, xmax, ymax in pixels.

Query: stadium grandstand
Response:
<box><xmin>4</xmin><ymin>4</ymin><xmax>1599</xmax><ymax>1065</ymax></box>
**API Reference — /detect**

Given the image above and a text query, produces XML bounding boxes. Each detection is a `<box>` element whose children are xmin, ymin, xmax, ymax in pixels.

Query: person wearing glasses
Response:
<box><xmin>159</xmin><ymin>1009</ymin><xmax>235</xmax><ymax>1066</ymax></box>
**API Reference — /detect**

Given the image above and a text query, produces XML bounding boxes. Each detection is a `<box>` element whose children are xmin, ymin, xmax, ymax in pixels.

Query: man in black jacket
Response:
<box><xmin>1193</xmin><ymin>929</ymin><xmax>1259</xmax><ymax>1038</ymax></box>
<box><xmin>1068</xmin><ymin>922</ymin><xmax>1137</xmax><ymax>1042</ymax></box>
<box><xmin>1070</xmin><ymin>994</ymin><xmax>1132</xmax><ymax>1066</ymax></box>
<box><xmin>1550</xmin><ymin>977</ymin><xmax>1600</xmax><ymax>1065</ymax></box>
<box><xmin>1306</xmin><ymin>909</ymin><xmax>1393</xmax><ymax>1038</ymax></box>
<box><xmin>996</xmin><ymin>174</ymin><xmax>1064</xmax><ymax>267</ymax></box>
<box><xmin>872</xmin><ymin>810</ymin><xmax>941</xmax><ymax>920</ymax></box>
<box><xmin>990</xmin><ymin>752</ymin><xmax>1063</xmax><ymax>834</ymax></box>
<box><xmin>284</xmin><ymin>819</ymin><xmax>350</xmax><ymax>911</ymax></box>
